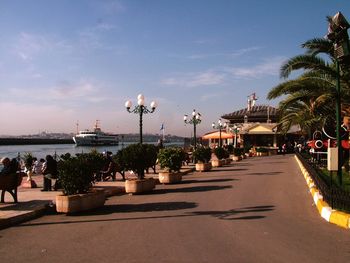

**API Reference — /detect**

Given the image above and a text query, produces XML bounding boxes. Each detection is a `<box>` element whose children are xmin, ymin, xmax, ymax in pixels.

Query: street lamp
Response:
<box><xmin>326</xmin><ymin>11</ymin><xmax>350</xmax><ymax>186</ymax></box>
<box><xmin>232</xmin><ymin>125</ymin><xmax>240</xmax><ymax>148</ymax></box>
<box><xmin>184</xmin><ymin>109</ymin><xmax>201</xmax><ymax>150</ymax></box>
<box><xmin>212</xmin><ymin>119</ymin><xmax>227</xmax><ymax>147</ymax></box>
<box><xmin>125</xmin><ymin>94</ymin><xmax>157</xmax><ymax>144</ymax></box>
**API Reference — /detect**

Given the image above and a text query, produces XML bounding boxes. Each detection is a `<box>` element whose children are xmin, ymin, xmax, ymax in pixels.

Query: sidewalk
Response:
<box><xmin>0</xmin><ymin>173</ymin><xmax>124</xmax><ymax>230</ymax></box>
<box><xmin>0</xmin><ymin>165</ymin><xmax>195</xmax><ymax>230</ymax></box>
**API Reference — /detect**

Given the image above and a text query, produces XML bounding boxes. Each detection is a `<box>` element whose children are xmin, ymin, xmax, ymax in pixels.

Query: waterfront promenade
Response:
<box><xmin>1</xmin><ymin>155</ymin><xmax>350</xmax><ymax>262</ymax></box>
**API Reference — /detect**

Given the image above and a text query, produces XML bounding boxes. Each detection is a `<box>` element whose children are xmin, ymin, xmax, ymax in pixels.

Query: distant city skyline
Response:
<box><xmin>0</xmin><ymin>1</ymin><xmax>349</xmax><ymax>136</ymax></box>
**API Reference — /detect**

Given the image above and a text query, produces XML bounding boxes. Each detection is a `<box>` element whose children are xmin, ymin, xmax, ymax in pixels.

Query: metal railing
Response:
<box><xmin>296</xmin><ymin>152</ymin><xmax>350</xmax><ymax>212</ymax></box>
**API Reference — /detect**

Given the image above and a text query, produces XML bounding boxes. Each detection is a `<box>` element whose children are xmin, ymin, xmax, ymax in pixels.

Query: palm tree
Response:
<box><xmin>267</xmin><ymin>36</ymin><xmax>350</xmax><ymax>136</ymax></box>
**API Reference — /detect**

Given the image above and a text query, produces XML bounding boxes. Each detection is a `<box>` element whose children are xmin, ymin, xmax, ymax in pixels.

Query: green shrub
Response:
<box><xmin>158</xmin><ymin>147</ymin><xmax>186</xmax><ymax>172</ymax></box>
<box><xmin>23</xmin><ymin>152</ymin><xmax>34</xmax><ymax>170</ymax></box>
<box><xmin>192</xmin><ymin>147</ymin><xmax>212</xmax><ymax>163</ymax></box>
<box><xmin>233</xmin><ymin>148</ymin><xmax>243</xmax><ymax>156</ymax></box>
<box><xmin>244</xmin><ymin>144</ymin><xmax>252</xmax><ymax>154</ymax></box>
<box><xmin>227</xmin><ymin>144</ymin><xmax>234</xmax><ymax>154</ymax></box>
<box><xmin>214</xmin><ymin>147</ymin><xmax>228</xmax><ymax>159</ymax></box>
<box><xmin>256</xmin><ymin>147</ymin><xmax>269</xmax><ymax>153</ymax></box>
<box><xmin>57</xmin><ymin>150</ymin><xmax>105</xmax><ymax>195</ymax></box>
<box><xmin>118</xmin><ymin>143</ymin><xmax>158</xmax><ymax>179</ymax></box>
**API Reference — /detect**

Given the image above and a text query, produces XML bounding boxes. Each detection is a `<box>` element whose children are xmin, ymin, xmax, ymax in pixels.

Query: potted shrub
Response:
<box><xmin>157</xmin><ymin>147</ymin><xmax>186</xmax><ymax>184</ymax></box>
<box><xmin>55</xmin><ymin>150</ymin><xmax>106</xmax><ymax>213</ymax></box>
<box><xmin>231</xmin><ymin>148</ymin><xmax>243</xmax><ymax>161</ymax></box>
<box><xmin>22</xmin><ymin>152</ymin><xmax>37</xmax><ymax>188</ymax></box>
<box><xmin>212</xmin><ymin>147</ymin><xmax>228</xmax><ymax>167</ymax></box>
<box><xmin>192</xmin><ymin>147</ymin><xmax>212</xmax><ymax>172</ymax></box>
<box><xmin>244</xmin><ymin>145</ymin><xmax>252</xmax><ymax>157</ymax></box>
<box><xmin>256</xmin><ymin>147</ymin><xmax>269</xmax><ymax>156</ymax></box>
<box><xmin>120</xmin><ymin>143</ymin><xmax>158</xmax><ymax>194</ymax></box>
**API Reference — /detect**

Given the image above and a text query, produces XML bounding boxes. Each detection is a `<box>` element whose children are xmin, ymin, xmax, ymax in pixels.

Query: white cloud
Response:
<box><xmin>186</xmin><ymin>46</ymin><xmax>261</xmax><ymax>60</ymax></box>
<box><xmin>52</xmin><ymin>80</ymin><xmax>94</xmax><ymax>98</ymax></box>
<box><xmin>187</xmin><ymin>71</ymin><xmax>226</xmax><ymax>87</ymax></box>
<box><xmin>227</xmin><ymin>56</ymin><xmax>286</xmax><ymax>79</ymax></box>
<box><xmin>200</xmin><ymin>93</ymin><xmax>222</xmax><ymax>102</ymax></box>
<box><xmin>161</xmin><ymin>70</ymin><xmax>226</xmax><ymax>88</ymax></box>
<box><xmin>8</xmin><ymin>79</ymin><xmax>108</xmax><ymax>103</ymax></box>
<box><xmin>14</xmin><ymin>32</ymin><xmax>72</xmax><ymax>61</ymax></box>
<box><xmin>228</xmin><ymin>46</ymin><xmax>261</xmax><ymax>57</ymax></box>
<box><xmin>95</xmin><ymin>0</ymin><xmax>125</xmax><ymax>15</ymax></box>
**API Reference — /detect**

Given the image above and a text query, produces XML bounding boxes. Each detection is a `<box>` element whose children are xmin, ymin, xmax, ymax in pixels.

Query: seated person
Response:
<box><xmin>41</xmin><ymin>155</ymin><xmax>58</xmax><ymax>191</ymax></box>
<box><xmin>100</xmin><ymin>155</ymin><xmax>118</xmax><ymax>181</ymax></box>
<box><xmin>0</xmin><ymin>157</ymin><xmax>11</xmax><ymax>176</ymax></box>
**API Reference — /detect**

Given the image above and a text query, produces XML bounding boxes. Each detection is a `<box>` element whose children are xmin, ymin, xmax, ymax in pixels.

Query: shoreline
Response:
<box><xmin>0</xmin><ymin>138</ymin><xmax>74</xmax><ymax>145</ymax></box>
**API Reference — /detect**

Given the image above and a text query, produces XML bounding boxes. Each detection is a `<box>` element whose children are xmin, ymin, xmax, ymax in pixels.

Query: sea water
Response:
<box><xmin>0</xmin><ymin>142</ymin><xmax>183</xmax><ymax>160</ymax></box>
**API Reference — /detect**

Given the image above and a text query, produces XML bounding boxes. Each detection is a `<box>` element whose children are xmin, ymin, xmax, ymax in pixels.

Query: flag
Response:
<box><xmin>160</xmin><ymin>123</ymin><xmax>164</xmax><ymax>130</ymax></box>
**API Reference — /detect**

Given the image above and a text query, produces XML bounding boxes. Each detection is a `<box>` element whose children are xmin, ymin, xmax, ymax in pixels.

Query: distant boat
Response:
<box><xmin>73</xmin><ymin>120</ymin><xmax>119</xmax><ymax>146</ymax></box>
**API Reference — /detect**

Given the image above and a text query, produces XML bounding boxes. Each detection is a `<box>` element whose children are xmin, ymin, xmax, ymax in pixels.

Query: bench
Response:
<box><xmin>0</xmin><ymin>172</ymin><xmax>23</xmax><ymax>203</ymax></box>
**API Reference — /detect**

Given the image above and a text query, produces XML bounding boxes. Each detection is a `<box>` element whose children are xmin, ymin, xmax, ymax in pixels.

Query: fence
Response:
<box><xmin>296</xmin><ymin>152</ymin><xmax>350</xmax><ymax>212</ymax></box>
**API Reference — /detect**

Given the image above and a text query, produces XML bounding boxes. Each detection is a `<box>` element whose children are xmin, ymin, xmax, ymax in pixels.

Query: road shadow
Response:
<box><xmin>152</xmin><ymin>185</ymin><xmax>232</xmax><ymax>195</ymax></box>
<box><xmin>212</xmin><ymin>168</ymin><xmax>248</xmax><ymax>172</ymax></box>
<box><xmin>187</xmin><ymin>205</ymin><xmax>275</xmax><ymax>220</ymax></box>
<box><xmin>181</xmin><ymin>178</ymin><xmax>238</xmax><ymax>184</ymax></box>
<box><xmin>73</xmin><ymin>201</ymin><xmax>198</xmax><ymax>216</ymax></box>
<box><xmin>16</xmin><ymin>205</ymin><xmax>274</xmax><ymax>228</ymax></box>
<box><xmin>246</xmin><ymin>172</ymin><xmax>282</xmax><ymax>176</ymax></box>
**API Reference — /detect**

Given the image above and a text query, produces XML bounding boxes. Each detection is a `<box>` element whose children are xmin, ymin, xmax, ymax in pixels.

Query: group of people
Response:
<box><xmin>0</xmin><ymin>154</ymin><xmax>58</xmax><ymax>192</ymax></box>
<box><xmin>1</xmin><ymin>151</ymin><xmax>126</xmax><ymax>192</ymax></box>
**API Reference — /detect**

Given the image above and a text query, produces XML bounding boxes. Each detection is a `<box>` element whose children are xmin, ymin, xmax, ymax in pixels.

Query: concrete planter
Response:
<box><xmin>231</xmin><ymin>155</ymin><xmax>242</xmax><ymax>162</ymax></box>
<box><xmin>56</xmin><ymin>188</ymin><xmax>106</xmax><ymax>213</ymax></box>
<box><xmin>257</xmin><ymin>152</ymin><xmax>268</xmax><ymax>156</ymax></box>
<box><xmin>158</xmin><ymin>171</ymin><xmax>183</xmax><ymax>184</ymax></box>
<box><xmin>195</xmin><ymin>162</ymin><xmax>212</xmax><ymax>172</ymax></box>
<box><xmin>125</xmin><ymin>178</ymin><xmax>156</xmax><ymax>194</ymax></box>
<box><xmin>211</xmin><ymin>159</ymin><xmax>224</xmax><ymax>167</ymax></box>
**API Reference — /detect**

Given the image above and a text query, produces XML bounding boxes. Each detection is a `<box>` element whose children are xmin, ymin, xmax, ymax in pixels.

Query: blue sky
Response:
<box><xmin>0</xmin><ymin>0</ymin><xmax>349</xmax><ymax>137</ymax></box>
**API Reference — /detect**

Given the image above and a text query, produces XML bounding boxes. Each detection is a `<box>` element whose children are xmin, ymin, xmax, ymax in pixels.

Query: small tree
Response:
<box><xmin>213</xmin><ymin>147</ymin><xmax>228</xmax><ymax>160</ymax></box>
<box><xmin>158</xmin><ymin>147</ymin><xmax>186</xmax><ymax>172</ymax></box>
<box><xmin>57</xmin><ymin>150</ymin><xmax>105</xmax><ymax>195</ymax></box>
<box><xmin>119</xmin><ymin>143</ymin><xmax>158</xmax><ymax>179</ymax></box>
<box><xmin>23</xmin><ymin>152</ymin><xmax>34</xmax><ymax>171</ymax></box>
<box><xmin>192</xmin><ymin>147</ymin><xmax>212</xmax><ymax>163</ymax></box>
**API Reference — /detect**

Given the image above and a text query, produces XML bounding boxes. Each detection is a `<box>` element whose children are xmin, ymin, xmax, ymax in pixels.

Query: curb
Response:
<box><xmin>294</xmin><ymin>155</ymin><xmax>350</xmax><ymax>229</ymax></box>
<box><xmin>0</xmin><ymin>201</ymin><xmax>52</xmax><ymax>230</ymax></box>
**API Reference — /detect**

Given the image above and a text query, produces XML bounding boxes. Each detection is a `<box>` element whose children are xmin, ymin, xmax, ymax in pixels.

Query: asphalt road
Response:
<box><xmin>1</xmin><ymin>155</ymin><xmax>350</xmax><ymax>263</ymax></box>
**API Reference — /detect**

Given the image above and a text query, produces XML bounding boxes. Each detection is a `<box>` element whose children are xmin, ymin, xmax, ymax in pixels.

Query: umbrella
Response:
<box><xmin>202</xmin><ymin>131</ymin><xmax>234</xmax><ymax>140</ymax></box>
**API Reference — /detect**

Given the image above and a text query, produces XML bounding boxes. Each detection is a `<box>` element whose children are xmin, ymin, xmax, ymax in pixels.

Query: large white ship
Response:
<box><xmin>73</xmin><ymin>121</ymin><xmax>119</xmax><ymax>146</ymax></box>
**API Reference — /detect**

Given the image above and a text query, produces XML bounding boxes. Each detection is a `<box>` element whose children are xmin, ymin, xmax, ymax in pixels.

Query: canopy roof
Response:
<box><xmin>202</xmin><ymin>131</ymin><xmax>234</xmax><ymax>139</ymax></box>
<box><xmin>221</xmin><ymin>105</ymin><xmax>279</xmax><ymax>123</ymax></box>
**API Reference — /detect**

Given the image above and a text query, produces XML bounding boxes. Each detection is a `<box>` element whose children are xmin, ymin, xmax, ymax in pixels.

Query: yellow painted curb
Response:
<box><xmin>294</xmin><ymin>155</ymin><xmax>350</xmax><ymax>229</ymax></box>
<box><xmin>316</xmin><ymin>199</ymin><xmax>329</xmax><ymax>214</ymax></box>
<box><xmin>329</xmin><ymin>211</ymin><xmax>350</xmax><ymax>229</ymax></box>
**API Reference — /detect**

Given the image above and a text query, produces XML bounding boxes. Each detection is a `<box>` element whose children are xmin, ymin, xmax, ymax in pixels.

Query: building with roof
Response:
<box><xmin>221</xmin><ymin>94</ymin><xmax>282</xmax><ymax>149</ymax></box>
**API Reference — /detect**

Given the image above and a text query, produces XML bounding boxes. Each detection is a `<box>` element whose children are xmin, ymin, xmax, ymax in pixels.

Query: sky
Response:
<box><xmin>0</xmin><ymin>0</ymin><xmax>349</xmax><ymax>137</ymax></box>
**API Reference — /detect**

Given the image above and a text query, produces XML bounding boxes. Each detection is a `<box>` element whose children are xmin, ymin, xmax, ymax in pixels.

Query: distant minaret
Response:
<box><xmin>76</xmin><ymin>121</ymin><xmax>79</xmax><ymax>135</ymax></box>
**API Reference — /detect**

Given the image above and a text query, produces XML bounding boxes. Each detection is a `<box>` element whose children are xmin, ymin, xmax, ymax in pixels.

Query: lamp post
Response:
<box><xmin>212</xmin><ymin>119</ymin><xmax>226</xmax><ymax>147</ymax></box>
<box><xmin>232</xmin><ymin>125</ymin><xmax>240</xmax><ymax>148</ymax></box>
<box><xmin>184</xmin><ymin>109</ymin><xmax>201</xmax><ymax>150</ymax></box>
<box><xmin>125</xmin><ymin>94</ymin><xmax>157</xmax><ymax>144</ymax></box>
<box><xmin>326</xmin><ymin>11</ymin><xmax>350</xmax><ymax>186</ymax></box>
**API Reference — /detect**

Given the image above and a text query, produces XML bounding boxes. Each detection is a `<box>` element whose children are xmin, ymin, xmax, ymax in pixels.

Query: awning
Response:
<box><xmin>202</xmin><ymin>131</ymin><xmax>234</xmax><ymax>140</ymax></box>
